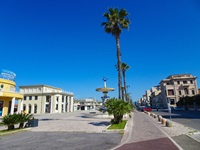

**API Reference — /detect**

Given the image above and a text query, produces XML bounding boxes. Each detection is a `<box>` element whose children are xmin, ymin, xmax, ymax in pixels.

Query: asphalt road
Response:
<box><xmin>0</xmin><ymin>131</ymin><xmax>122</xmax><ymax>150</ymax></box>
<box><xmin>151</xmin><ymin>109</ymin><xmax>200</xmax><ymax>131</ymax></box>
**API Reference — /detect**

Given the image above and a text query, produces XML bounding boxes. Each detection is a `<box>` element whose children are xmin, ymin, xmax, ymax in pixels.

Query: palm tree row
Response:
<box><xmin>102</xmin><ymin>7</ymin><xmax>130</xmax><ymax>101</ymax></box>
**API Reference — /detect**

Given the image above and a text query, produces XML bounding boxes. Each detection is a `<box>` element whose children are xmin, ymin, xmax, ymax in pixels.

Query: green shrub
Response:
<box><xmin>105</xmin><ymin>98</ymin><xmax>133</xmax><ymax>124</ymax></box>
<box><xmin>2</xmin><ymin>113</ymin><xmax>33</xmax><ymax>130</ymax></box>
<box><xmin>18</xmin><ymin>113</ymin><xmax>33</xmax><ymax>129</ymax></box>
<box><xmin>2</xmin><ymin>114</ymin><xmax>19</xmax><ymax>130</ymax></box>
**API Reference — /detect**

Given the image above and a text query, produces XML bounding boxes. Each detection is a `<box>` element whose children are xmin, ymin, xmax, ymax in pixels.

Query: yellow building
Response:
<box><xmin>0</xmin><ymin>70</ymin><xmax>23</xmax><ymax>117</ymax></box>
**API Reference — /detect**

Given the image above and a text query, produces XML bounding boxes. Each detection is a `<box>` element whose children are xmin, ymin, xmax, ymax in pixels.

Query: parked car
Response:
<box><xmin>142</xmin><ymin>107</ymin><xmax>152</xmax><ymax>112</ymax></box>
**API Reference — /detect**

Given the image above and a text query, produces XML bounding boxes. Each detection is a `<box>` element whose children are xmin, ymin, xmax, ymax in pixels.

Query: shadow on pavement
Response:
<box><xmin>88</xmin><ymin>121</ymin><xmax>110</xmax><ymax>126</ymax></box>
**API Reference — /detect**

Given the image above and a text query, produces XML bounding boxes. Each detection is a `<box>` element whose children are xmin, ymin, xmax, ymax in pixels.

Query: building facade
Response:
<box><xmin>159</xmin><ymin>74</ymin><xmax>198</xmax><ymax>108</ymax></box>
<box><xmin>19</xmin><ymin>85</ymin><xmax>74</xmax><ymax>114</ymax></box>
<box><xmin>0</xmin><ymin>70</ymin><xmax>23</xmax><ymax>117</ymax></box>
<box><xmin>149</xmin><ymin>86</ymin><xmax>161</xmax><ymax>108</ymax></box>
<box><xmin>74</xmin><ymin>98</ymin><xmax>102</xmax><ymax>111</ymax></box>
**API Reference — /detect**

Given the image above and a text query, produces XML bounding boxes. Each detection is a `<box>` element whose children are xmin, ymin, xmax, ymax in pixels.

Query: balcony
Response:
<box><xmin>0</xmin><ymin>88</ymin><xmax>20</xmax><ymax>94</ymax></box>
<box><xmin>181</xmin><ymin>84</ymin><xmax>189</xmax><ymax>87</ymax></box>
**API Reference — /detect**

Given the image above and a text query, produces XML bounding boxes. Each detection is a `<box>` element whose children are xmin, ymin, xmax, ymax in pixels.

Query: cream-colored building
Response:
<box><xmin>19</xmin><ymin>85</ymin><xmax>74</xmax><ymax>114</ymax></box>
<box><xmin>159</xmin><ymin>74</ymin><xmax>198</xmax><ymax>108</ymax></box>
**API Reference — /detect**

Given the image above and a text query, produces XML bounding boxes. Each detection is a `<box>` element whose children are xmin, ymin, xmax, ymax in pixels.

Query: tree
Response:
<box><xmin>1</xmin><ymin>113</ymin><xmax>33</xmax><ymax>130</ymax></box>
<box><xmin>121</xmin><ymin>62</ymin><xmax>130</xmax><ymax>101</ymax></box>
<box><xmin>18</xmin><ymin>113</ymin><xmax>33</xmax><ymax>129</ymax></box>
<box><xmin>102</xmin><ymin>8</ymin><xmax>130</xmax><ymax>99</ymax></box>
<box><xmin>2</xmin><ymin>114</ymin><xmax>19</xmax><ymax>130</ymax></box>
<box><xmin>105</xmin><ymin>98</ymin><xmax>133</xmax><ymax>124</ymax></box>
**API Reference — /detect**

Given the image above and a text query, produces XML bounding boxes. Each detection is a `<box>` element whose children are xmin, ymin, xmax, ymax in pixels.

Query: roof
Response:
<box><xmin>19</xmin><ymin>84</ymin><xmax>62</xmax><ymax>90</ymax></box>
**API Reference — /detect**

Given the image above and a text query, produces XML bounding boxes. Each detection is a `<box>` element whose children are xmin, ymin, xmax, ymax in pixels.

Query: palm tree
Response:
<box><xmin>105</xmin><ymin>98</ymin><xmax>133</xmax><ymax>124</ymax></box>
<box><xmin>2</xmin><ymin>114</ymin><xmax>19</xmax><ymax>130</ymax></box>
<box><xmin>18</xmin><ymin>113</ymin><xmax>33</xmax><ymax>129</ymax></box>
<box><xmin>121</xmin><ymin>63</ymin><xmax>130</xmax><ymax>101</ymax></box>
<box><xmin>102</xmin><ymin>8</ymin><xmax>130</xmax><ymax>99</ymax></box>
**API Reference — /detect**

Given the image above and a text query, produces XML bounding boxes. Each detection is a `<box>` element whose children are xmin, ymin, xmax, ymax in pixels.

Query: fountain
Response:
<box><xmin>96</xmin><ymin>77</ymin><xmax>114</xmax><ymax>107</ymax></box>
<box><xmin>84</xmin><ymin>77</ymin><xmax>114</xmax><ymax>118</ymax></box>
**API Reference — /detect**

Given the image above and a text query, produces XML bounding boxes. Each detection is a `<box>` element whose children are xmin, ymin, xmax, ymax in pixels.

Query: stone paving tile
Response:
<box><xmin>30</xmin><ymin>110</ymin><xmax>111</xmax><ymax>133</ymax></box>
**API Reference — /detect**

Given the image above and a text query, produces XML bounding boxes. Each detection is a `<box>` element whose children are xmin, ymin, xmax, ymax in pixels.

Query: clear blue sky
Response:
<box><xmin>0</xmin><ymin>0</ymin><xmax>200</xmax><ymax>101</ymax></box>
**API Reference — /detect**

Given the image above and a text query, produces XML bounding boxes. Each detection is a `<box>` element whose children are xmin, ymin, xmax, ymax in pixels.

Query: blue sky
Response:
<box><xmin>0</xmin><ymin>0</ymin><xmax>200</xmax><ymax>101</ymax></box>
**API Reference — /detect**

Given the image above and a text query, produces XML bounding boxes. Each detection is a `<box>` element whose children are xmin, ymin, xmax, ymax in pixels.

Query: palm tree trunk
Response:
<box><xmin>116</xmin><ymin>35</ymin><xmax>122</xmax><ymax>100</ymax></box>
<box><xmin>123</xmin><ymin>71</ymin><xmax>128</xmax><ymax>102</ymax></box>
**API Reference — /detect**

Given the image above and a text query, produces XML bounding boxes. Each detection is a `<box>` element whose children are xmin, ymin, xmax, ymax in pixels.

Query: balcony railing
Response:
<box><xmin>0</xmin><ymin>89</ymin><xmax>20</xmax><ymax>94</ymax></box>
<box><xmin>20</xmin><ymin>90</ymin><xmax>73</xmax><ymax>95</ymax></box>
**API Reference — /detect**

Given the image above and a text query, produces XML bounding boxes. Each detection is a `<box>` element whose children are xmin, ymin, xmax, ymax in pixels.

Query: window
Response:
<box><xmin>62</xmin><ymin>96</ymin><xmax>64</xmax><ymax>102</ymax></box>
<box><xmin>179</xmin><ymin>91</ymin><xmax>182</xmax><ymax>95</ymax></box>
<box><xmin>29</xmin><ymin>96</ymin><xmax>32</xmax><ymax>100</ymax></box>
<box><xmin>56</xmin><ymin>104</ymin><xmax>58</xmax><ymax>110</ymax></box>
<box><xmin>168</xmin><ymin>90</ymin><xmax>174</xmax><ymax>95</ymax></box>
<box><xmin>192</xmin><ymin>90</ymin><xmax>195</xmax><ymax>95</ymax></box>
<box><xmin>184</xmin><ymin>88</ymin><xmax>189</xmax><ymax>95</ymax></box>
<box><xmin>29</xmin><ymin>104</ymin><xmax>31</xmax><ymax>113</ymax></box>
<box><xmin>34</xmin><ymin>104</ymin><xmax>37</xmax><ymax>113</ymax></box>
<box><xmin>35</xmin><ymin>96</ymin><xmax>38</xmax><ymax>100</ymax></box>
<box><xmin>170</xmin><ymin>99</ymin><xmax>175</xmax><ymax>105</ymax></box>
<box><xmin>183</xmin><ymin>81</ymin><xmax>187</xmax><ymax>84</ymax></box>
<box><xmin>190</xmin><ymin>80</ymin><xmax>193</xmax><ymax>84</ymax></box>
<box><xmin>24</xmin><ymin>96</ymin><xmax>27</xmax><ymax>100</ymax></box>
<box><xmin>23</xmin><ymin>104</ymin><xmax>26</xmax><ymax>111</ymax></box>
<box><xmin>177</xmin><ymin>81</ymin><xmax>180</xmax><ymax>84</ymax></box>
<box><xmin>56</xmin><ymin>96</ymin><xmax>59</xmax><ymax>102</ymax></box>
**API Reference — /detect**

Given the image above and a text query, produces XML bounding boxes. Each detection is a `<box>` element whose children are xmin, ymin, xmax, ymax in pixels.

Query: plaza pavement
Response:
<box><xmin>1</xmin><ymin>110</ymin><xmax>200</xmax><ymax>150</ymax></box>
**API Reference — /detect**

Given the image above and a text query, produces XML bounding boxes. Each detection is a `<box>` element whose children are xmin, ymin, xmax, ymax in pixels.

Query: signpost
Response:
<box><xmin>167</xmin><ymin>98</ymin><xmax>171</xmax><ymax>121</ymax></box>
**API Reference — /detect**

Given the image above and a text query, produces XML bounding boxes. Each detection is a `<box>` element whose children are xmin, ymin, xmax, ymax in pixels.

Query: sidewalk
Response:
<box><xmin>114</xmin><ymin>110</ymin><xmax>200</xmax><ymax>150</ymax></box>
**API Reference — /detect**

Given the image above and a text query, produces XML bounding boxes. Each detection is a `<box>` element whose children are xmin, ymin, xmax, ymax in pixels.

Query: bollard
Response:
<box><xmin>162</xmin><ymin>118</ymin><xmax>167</xmax><ymax>125</ymax></box>
<box><xmin>158</xmin><ymin>115</ymin><xmax>162</xmax><ymax>122</ymax></box>
<box><xmin>166</xmin><ymin>120</ymin><xmax>172</xmax><ymax>127</ymax></box>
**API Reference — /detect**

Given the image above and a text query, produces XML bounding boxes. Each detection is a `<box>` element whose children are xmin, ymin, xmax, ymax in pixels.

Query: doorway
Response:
<box><xmin>0</xmin><ymin>101</ymin><xmax>3</xmax><ymax>116</ymax></box>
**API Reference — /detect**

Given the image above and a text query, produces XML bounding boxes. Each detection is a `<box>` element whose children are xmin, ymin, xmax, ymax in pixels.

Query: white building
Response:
<box><xmin>149</xmin><ymin>86</ymin><xmax>161</xmax><ymax>108</ymax></box>
<box><xmin>145</xmin><ymin>90</ymin><xmax>151</xmax><ymax>106</ymax></box>
<box><xmin>74</xmin><ymin>98</ymin><xmax>102</xmax><ymax>111</ymax></box>
<box><xmin>19</xmin><ymin>85</ymin><xmax>74</xmax><ymax>114</ymax></box>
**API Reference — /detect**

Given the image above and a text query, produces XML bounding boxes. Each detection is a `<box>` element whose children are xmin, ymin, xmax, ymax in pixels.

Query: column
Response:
<box><xmin>70</xmin><ymin>96</ymin><xmax>74</xmax><ymax>112</ymax></box>
<box><xmin>32</xmin><ymin>104</ymin><xmax>34</xmax><ymax>114</ymax></box>
<box><xmin>67</xmin><ymin>96</ymin><xmax>70</xmax><ymax>112</ymax></box>
<box><xmin>50</xmin><ymin>95</ymin><xmax>53</xmax><ymax>113</ymax></box>
<box><xmin>10</xmin><ymin>97</ymin><xmax>15</xmax><ymax>114</ymax></box>
<box><xmin>63</xmin><ymin>96</ymin><xmax>66</xmax><ymax>113</ymax></box>
<box><xmin>20</xmin><ymin>100</ymin><xmax>23</xmax><ymax>113</ymax></box>
<box><xmin>17</xmin><ymin>100</ymin><xmax>23</xmax><ymax>113</ymax></box>
<box><xmin>58</xmin><ymin>95</ymin><xmax>62</xmax><ymax>113</ymax></box>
